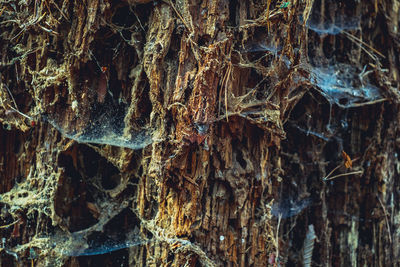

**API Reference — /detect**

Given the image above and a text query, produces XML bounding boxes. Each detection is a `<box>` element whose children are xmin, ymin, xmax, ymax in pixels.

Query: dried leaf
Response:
<box><xmin>342</xmin><ymin>150</ymin><xmax>352</xmax><ymax>169</ymax></box>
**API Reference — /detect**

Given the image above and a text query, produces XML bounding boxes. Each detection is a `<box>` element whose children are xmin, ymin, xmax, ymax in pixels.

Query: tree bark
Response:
<box><xmin>0</xmin><ymin>0</ymin><xmax>399</xmax><ymax>266</ymax></box>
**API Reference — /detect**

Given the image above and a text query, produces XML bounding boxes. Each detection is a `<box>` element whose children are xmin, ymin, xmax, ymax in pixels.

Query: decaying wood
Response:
<box><xmin>0</xmin><ymin>0</ymin><xmax>399</xmax><ymax>266</ymax></box>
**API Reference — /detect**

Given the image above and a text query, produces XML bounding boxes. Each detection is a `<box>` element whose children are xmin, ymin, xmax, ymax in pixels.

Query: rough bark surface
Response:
<box><xmin>0</xmin><ymin>0</ymin><xmax>399</xmax><ymax>266</ymax></box>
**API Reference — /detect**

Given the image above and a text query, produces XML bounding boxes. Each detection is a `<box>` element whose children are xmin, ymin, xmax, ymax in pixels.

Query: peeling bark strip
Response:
<box><xmin>302</xmin><ymin>224</ymin><xmax>316</xmax><ymax>267</ymax></box>
<box><xmin>0</xmin><ymin>0</ymin><xmax>400</xmax><ymax>266</ymax></box>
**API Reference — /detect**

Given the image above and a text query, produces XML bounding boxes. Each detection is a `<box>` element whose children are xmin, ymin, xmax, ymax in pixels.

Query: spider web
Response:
<box><xmin>44</xmin><ymin>94</ymin><xmax>154</xmax><ymax>150</ymax></box>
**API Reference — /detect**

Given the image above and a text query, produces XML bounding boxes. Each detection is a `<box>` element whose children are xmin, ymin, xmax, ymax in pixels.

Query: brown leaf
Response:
<box><xmin>342</xmin><ymin>150</ymin><xmax>352</xmax><ymax>169</ymax></box>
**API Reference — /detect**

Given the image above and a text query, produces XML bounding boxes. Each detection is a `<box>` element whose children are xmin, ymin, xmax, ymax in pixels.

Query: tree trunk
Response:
<box><xmin>0</xmin><ymin>0</ymin><xmax>399</xmax><ymax>266</ymax></box>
